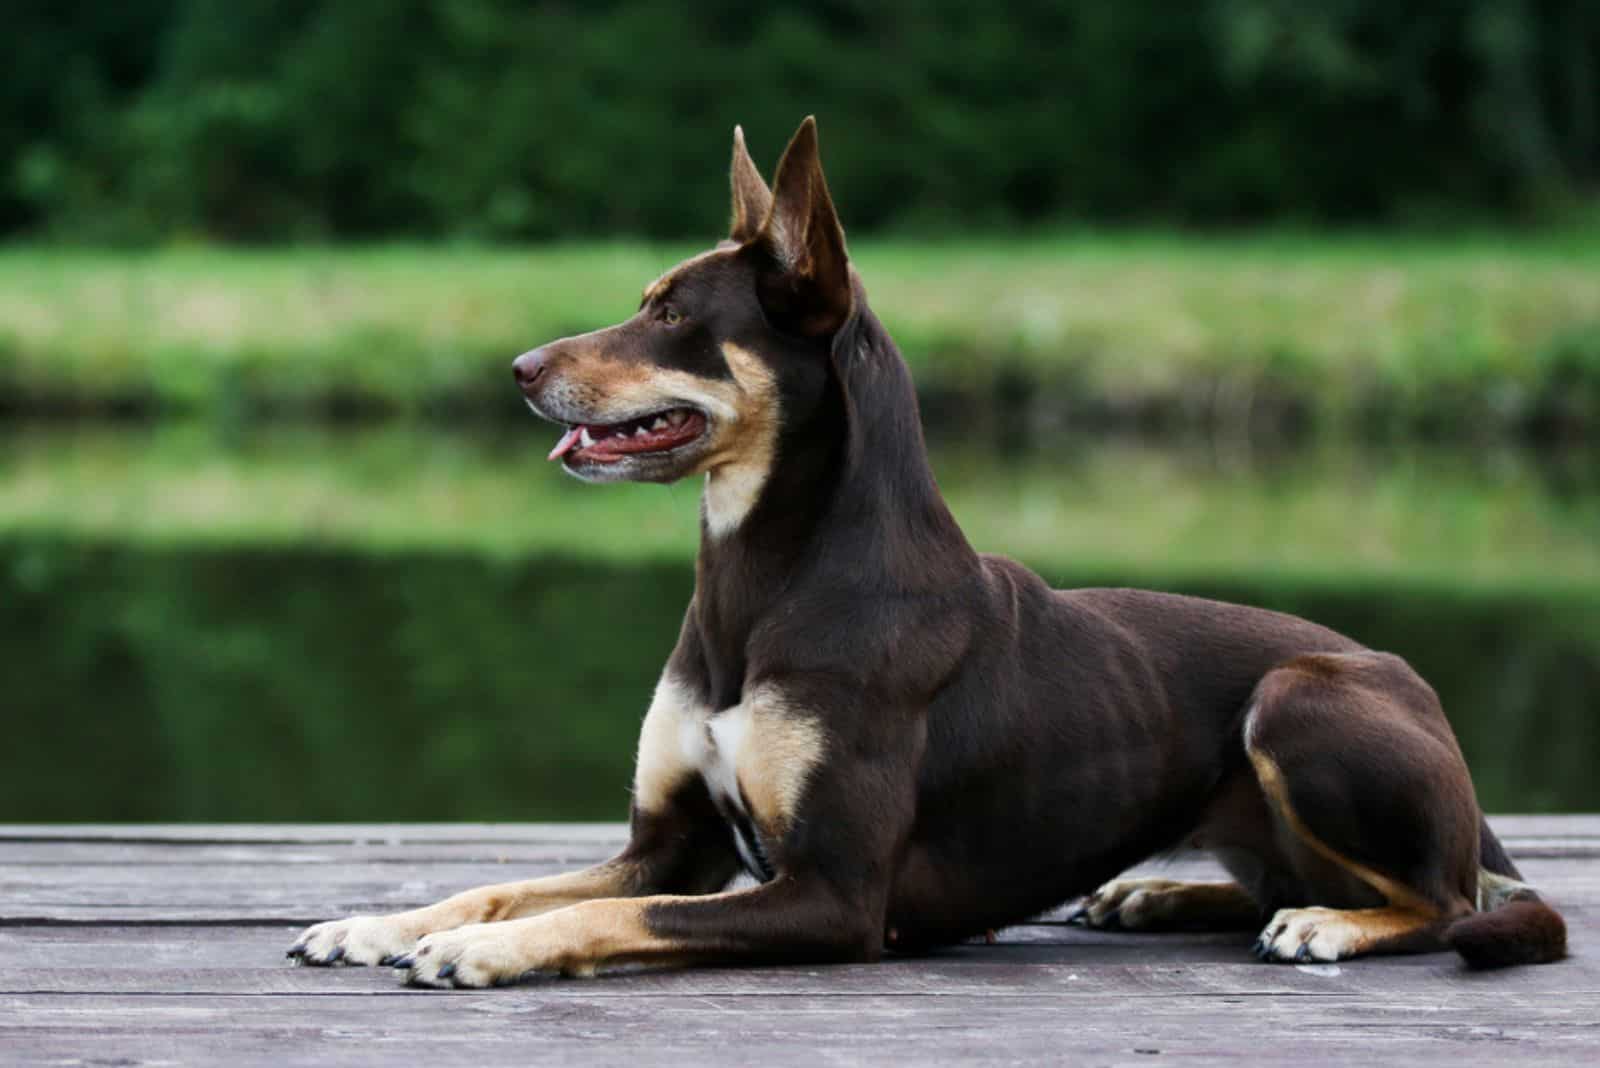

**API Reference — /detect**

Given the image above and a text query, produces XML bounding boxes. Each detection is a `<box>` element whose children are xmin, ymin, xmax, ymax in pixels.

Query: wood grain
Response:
<box><xmin>1</xmin><ymin>820</ymin><xmax>1595</xmax><ymax>1066</ymax></box>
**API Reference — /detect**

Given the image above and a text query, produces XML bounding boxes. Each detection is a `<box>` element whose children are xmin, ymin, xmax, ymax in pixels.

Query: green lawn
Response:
<box><xmin>3</xmin><ymin>234</ymin><xmax>1599</xmax><ymax>428</ymax></box>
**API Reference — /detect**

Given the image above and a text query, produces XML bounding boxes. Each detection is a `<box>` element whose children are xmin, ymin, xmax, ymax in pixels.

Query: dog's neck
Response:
<box><xmin>689</xmin><ymin>300</ymin><xmax>976</xmax><ymax>705</ymax></box>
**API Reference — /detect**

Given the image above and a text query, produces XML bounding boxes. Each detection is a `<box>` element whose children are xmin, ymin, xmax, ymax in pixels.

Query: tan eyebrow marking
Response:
<box><xmin>641</xmin><ymin>247</ymin><xmax>737</xmax><ymax>307</ymax></box>
<box><xmin>641</xmin><ymin>276</ymin><xmax>672</xmax><ymax>305</ymax></box>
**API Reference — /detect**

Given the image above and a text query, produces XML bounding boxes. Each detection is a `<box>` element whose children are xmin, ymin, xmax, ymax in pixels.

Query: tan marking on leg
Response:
<box><xmin>289</xmin><ymin>859</ymin><xmax>643</xmax><ymax>967</ymax></box>
<box><xmin>1078</xmin><ymin>877</ymin><xmax>1259</xmax><ymax>931</ymax></box>
<box><xmin>405</xmin><ymin>874</ymin><xmax>880</xmax><ymax>988</ymax></box>
<box><xmin>1248</xmin><ymin>749</ymin><xmax>1440</xmax><ymax>918</ymax></box>
<box><xmin>632</xmin><ymin>671</ymin><xmax>710</xmax><ymax>814</ymax></box>
<box><xmin>1257</xmin><ymin>905</ymin><xmax>1440</xmax><ymax>962</ymax></box>
<box><xmin>732</xmin><ymin>682</ymin><xmax>826</xmax><ymax>834</ymax></box>
<box><xmin>407</xmin><ymin>895</ymin><xmax>708</xmax><ymax>987</ymax></box>
<box><xmin>296</xmin><ymin>669</ymin><xmax>714</xmax><ymax>969</ymax></box>
<box><xmin>701</xmin><ymin>343</ymin><xmax>779</xmax><ymax>538</ymax></box>
<box><xmin>435</xmin><ymin>862</ymin><xmax>643</xmax><ymax>925</ymax></box>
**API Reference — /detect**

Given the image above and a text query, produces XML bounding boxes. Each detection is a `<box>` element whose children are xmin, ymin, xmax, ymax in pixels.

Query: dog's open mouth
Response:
<box><xmin>547</xmin><ymin>408</ymin><xmax>708</xmax><ymax>464</ymax></box>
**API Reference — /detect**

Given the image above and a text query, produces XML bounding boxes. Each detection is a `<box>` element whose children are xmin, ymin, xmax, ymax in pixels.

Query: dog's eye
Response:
<box><xmin>661</xmin><ymin>306</ymin><xmax>684</xmax><ymax>327</ymax></box>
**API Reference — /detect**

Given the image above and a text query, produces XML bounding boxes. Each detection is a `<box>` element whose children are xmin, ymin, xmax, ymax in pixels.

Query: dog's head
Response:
<box><xmin>515</xmin><ymin>118</ymin><xmax>853</xmax><ymax>494</ymax></box>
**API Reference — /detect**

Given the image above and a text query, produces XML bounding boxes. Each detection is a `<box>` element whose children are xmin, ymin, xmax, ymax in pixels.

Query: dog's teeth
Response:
<box><xmin>634</xmin><ymin>426</ymin><xmax>650</xmax><ymax>437</ymax></box>
<box><xmin>667</xmin><ymin>410</ymin><xmax>686</xmax><ymax>426</ymax></box>
<box><xmin>651</xmin><ymin>417</ymin><xmax>668</xmax><ymax>431</ymax></box>
<box><xmin>579</xmin><ymin>427</ymin><xmax>595</xmax><ymax>448</ymax></box>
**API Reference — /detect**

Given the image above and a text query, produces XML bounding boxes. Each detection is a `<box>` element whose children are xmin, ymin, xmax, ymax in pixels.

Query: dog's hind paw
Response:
<box><xmin>1068</xmin><ymin>878</ymin><xmax>1190</xmax><ymax>931</ymax></box>
<box><xmin>287</xmin><ymin>914</ymin><xmax>420</xmax><ymax>967</ymax></box>
<box><xmin>1252</xmin><ymin>907</ymin><xmax>1357</xmax><ymax>963</ymax></box>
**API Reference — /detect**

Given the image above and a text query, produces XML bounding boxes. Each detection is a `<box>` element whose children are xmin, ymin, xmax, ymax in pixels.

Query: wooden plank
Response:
<box><xmin>2</xmin><ymin>921</ymin><xmax>1596</xmax><ymax>995</ymax></box>
<box><xmin>0</xmin><ymin>924</ymin><xmax>1256</xmax><ymax>966</ymax></box>
<box><xmin>2</xmin><ymin>833</ymin><xmax>1593</xmax><ymax>867</ymax></box>
<box><xmin>0</xmin><ymin>859</ymin><xmax>614</xmax><ymax>890</ymax></box>
<box><xmin>0</xmin><ymin>820</ymin><xmax>1596</xmax><ymax>1067</ymax></box>
<box><xmin>0</xmin><ymin>824</ymin><xmax>631</xmax><ymax>845</ymax></box>
<box><xmin>5</xmin><ymin>857</ymin><xmax>1592</xmax><ymax>924</ymax></box>
<box><xmin>6</xmin><ymin>957</ymin><xmax>1599</xmax><ymax>997</ymax></box>
<box><xmin>3</xmin><ymin>993</ymin><xmax>1597</xmax><ymax>1067</ymax></box>
<box><xmin>0</xmin><ymin>841</ymin><xmax>628</xmax><ymax>866</ymax></box>
<box><xmin>0</xmin><ymin>815</ymin><xmax>1591</xmax><ymax>844</ymax></box>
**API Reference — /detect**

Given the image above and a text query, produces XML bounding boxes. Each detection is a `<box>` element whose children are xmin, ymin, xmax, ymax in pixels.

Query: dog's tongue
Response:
<box><xmin>548</xmin><ymin>426</ymin><xmax>583</xmax><ymax>461</ymax></box>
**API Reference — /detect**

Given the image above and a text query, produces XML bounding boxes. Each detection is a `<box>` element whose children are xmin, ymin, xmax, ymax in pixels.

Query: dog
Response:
<box><xmin>289</xmin><ymin>117</ymin><xmax>1566</xmax><ymax>987</ymax></box>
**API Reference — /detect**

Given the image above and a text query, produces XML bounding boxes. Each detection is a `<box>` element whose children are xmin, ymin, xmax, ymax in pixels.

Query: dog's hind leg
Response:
<box><xmin>1069</xmin><ymin>770</ymin><xmax>1280</xmax><ymax>933</ymax></box>
<box><xmin>1069</xmin><ymin>877</ymin><xmax>1261</xmax><ymax>931</ymax></box>
<box><xmin>1241</xmin><ymin>651</ymin><xmax>1481</xmax><ymax>962</ymax></box>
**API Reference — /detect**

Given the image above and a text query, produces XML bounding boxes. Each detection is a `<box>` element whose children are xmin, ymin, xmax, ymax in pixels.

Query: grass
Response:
<box><xmin>4</xmin><ymin>424</ymin><xmax>1598</xmax><ymax>596</ymax></box>
<box><xmin>3</xmin><ymin>233</ymin><xmax>1600</xmax><ymax>429</ymax></box>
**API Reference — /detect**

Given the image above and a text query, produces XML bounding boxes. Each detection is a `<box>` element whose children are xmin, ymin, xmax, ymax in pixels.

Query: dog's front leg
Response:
<box><xmin>288</xmin><ymin>860</ymin><xmax>639</xmax><ymax>967</ymax></box>
<box><xmin>290</xmin><ymin>668</ymin><xmax>740</xmax><ymax>967</ymax></box>
<box><xmin>402</xmin><ymin>677</ymin><xmax>918</xmax><ymax>988</ymax></box>
<box><xmin>288</xmin><ymin>789</ymin><xmax>738</xmax><ymax>967</ymax></box>
<box><xmin>402</xmin><ymin>874</ymin><xmax>878</xmax><ymax>987</ymax></box>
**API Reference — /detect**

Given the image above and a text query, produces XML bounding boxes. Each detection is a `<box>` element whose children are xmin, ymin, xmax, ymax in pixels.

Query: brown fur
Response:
<box><xmin>1447</xmin><ymin>900</ymin><xmax>1568</xmax><ymax>968</ymax></box>
<box><xmin>289</xmin><ymin>118</ymin><xmax>1566</xmax><ymax>986</ymax></box>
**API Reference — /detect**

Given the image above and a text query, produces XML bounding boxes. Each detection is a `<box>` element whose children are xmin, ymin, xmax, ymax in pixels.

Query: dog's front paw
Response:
<box><xmin>287</xmin><ymin>914</ymin><xmax>420</xmax><ymax>967</ymax></box>
<box><xmin>401</xmin><ymin>924</ymin><xmax>548</xmax><ymax>989</ymax></box>
<box><xmin>1067</xmin><ymin>878</ymin><xmax>1187</xmax><ymax>931</ymax></box>
<box><xmin>1253</xmin><ymin>907</ymin><xmax>1357</xmax><ymax>963</ymax></box>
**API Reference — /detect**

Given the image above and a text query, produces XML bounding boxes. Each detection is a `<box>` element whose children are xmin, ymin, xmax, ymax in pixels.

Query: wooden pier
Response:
<box><xmin>2</xmin><ymin>817</ymin><xmax>1595</xmax><ymax>1065</ymax></box>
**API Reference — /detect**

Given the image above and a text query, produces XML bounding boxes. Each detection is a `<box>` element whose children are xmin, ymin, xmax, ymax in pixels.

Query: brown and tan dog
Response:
<box><xmin>289</xmin><ymin>118</ymin><xmax>1566</xmax><ymax>987</ymax></box>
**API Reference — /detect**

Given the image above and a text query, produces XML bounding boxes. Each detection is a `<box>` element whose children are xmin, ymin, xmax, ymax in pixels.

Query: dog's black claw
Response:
<box><xmin>325</xmin><ymin>945</ymin><xmax>345</xmax><ymax>964</ymax></box>
<box><xmin>1294</xmin><ymin>943</ymin><xmax>1312</xmax><ymax>963</ymax></box>
<box><xmin>436</xmin><ymin>963</ymin><xmax>457</xmax><ymax>980</ymax></box>
<box><xmin>1064</xmin><ymin>905</ymin><xmax>1088</xmax><ymax>926</ymax></box>
<box><xmin>286</xmin><ymin>944</ymin><xmax>306</xmax><ymax>959</ymax></box>
<box><xmin>390</xmin><ymin>955</ymin><xmax>416</xmax><ymax>969</ymax></box>
<box><xmin>379</xmin><ymin>954</ymin><xmax>398</xmax><ymax>966</ymax></box>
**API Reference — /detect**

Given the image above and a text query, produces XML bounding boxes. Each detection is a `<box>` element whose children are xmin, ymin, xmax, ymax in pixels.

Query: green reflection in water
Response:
<box><xmin>2</xmin><ymin>425</ymin><xmax>1597</xmax><ymax>818</ymax></box>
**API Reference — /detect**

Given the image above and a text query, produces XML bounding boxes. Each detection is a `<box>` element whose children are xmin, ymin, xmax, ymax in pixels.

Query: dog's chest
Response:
<box><xmin>680</xmin><ymin>706</ymin><xmax>747</xmax><ymax>811</ymax></box>
<box><xmin>679</xmin><ymin>706</ymin><xmax>773</xmax><ymax>880</ymax></box>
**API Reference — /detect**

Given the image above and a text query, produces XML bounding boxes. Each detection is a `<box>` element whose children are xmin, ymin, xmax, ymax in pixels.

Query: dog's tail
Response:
<box><xmin>1444</xmin><ymin>823</ymin><xmax>1567</xmax><ymax>968</ymax></box>
<box><xmin>1446</xmin><ymin>896</ymin><xmax>1566</xmax><ymax>968</ymax></box>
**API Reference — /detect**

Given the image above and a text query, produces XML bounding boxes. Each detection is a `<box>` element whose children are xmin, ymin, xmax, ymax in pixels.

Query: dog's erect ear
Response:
<box><xmin>751</xmin><ymin>116</ymin><xmax>852</xmax><ymax>337</ymax></box>
<box><xmin>729</xmin><ymin>126</ymin><xmax>772</xmax><ymax>244</ymax></box>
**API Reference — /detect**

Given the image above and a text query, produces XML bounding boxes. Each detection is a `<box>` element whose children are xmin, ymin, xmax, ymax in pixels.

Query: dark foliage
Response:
<box><xmin>3</xmin><ymin>1</ymin><xmax>1596</xmax><ymax>240</ymax></box>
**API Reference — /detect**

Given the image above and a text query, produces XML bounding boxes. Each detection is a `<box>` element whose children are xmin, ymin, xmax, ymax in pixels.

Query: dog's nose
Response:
<box><xmin>513</xmin><ymin>348</ymin><xmax>549</xmax><ymax>392</ymax></box>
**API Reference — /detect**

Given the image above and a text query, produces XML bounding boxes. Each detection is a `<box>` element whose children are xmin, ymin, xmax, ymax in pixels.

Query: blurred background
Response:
<box><xmin>3</xmin><ymin>1</ymin><xmax>1598</xmax><ymax>821</ymax></box>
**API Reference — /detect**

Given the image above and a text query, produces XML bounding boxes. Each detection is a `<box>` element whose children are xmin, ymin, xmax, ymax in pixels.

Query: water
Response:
<box><xmin>3</xmin><ymin>424</ymin><xmax>1597</xmax><ymax>819</ymax></box>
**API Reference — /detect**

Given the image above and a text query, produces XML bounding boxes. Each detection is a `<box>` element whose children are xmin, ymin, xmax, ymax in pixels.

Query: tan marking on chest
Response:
<box><xmin>691</xmin><ymin>683</ymin><xmax>825</xmax><ymax>834</ymax></box>
<box><xmin>636</xmin><ymin>675</ymin><xmax>823</xmax><ymax>840</ymax></box>
<box><xmin>632</xmin><ymin>674</ymin><xmax>712</xmax><ymax>814</ymax></box>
